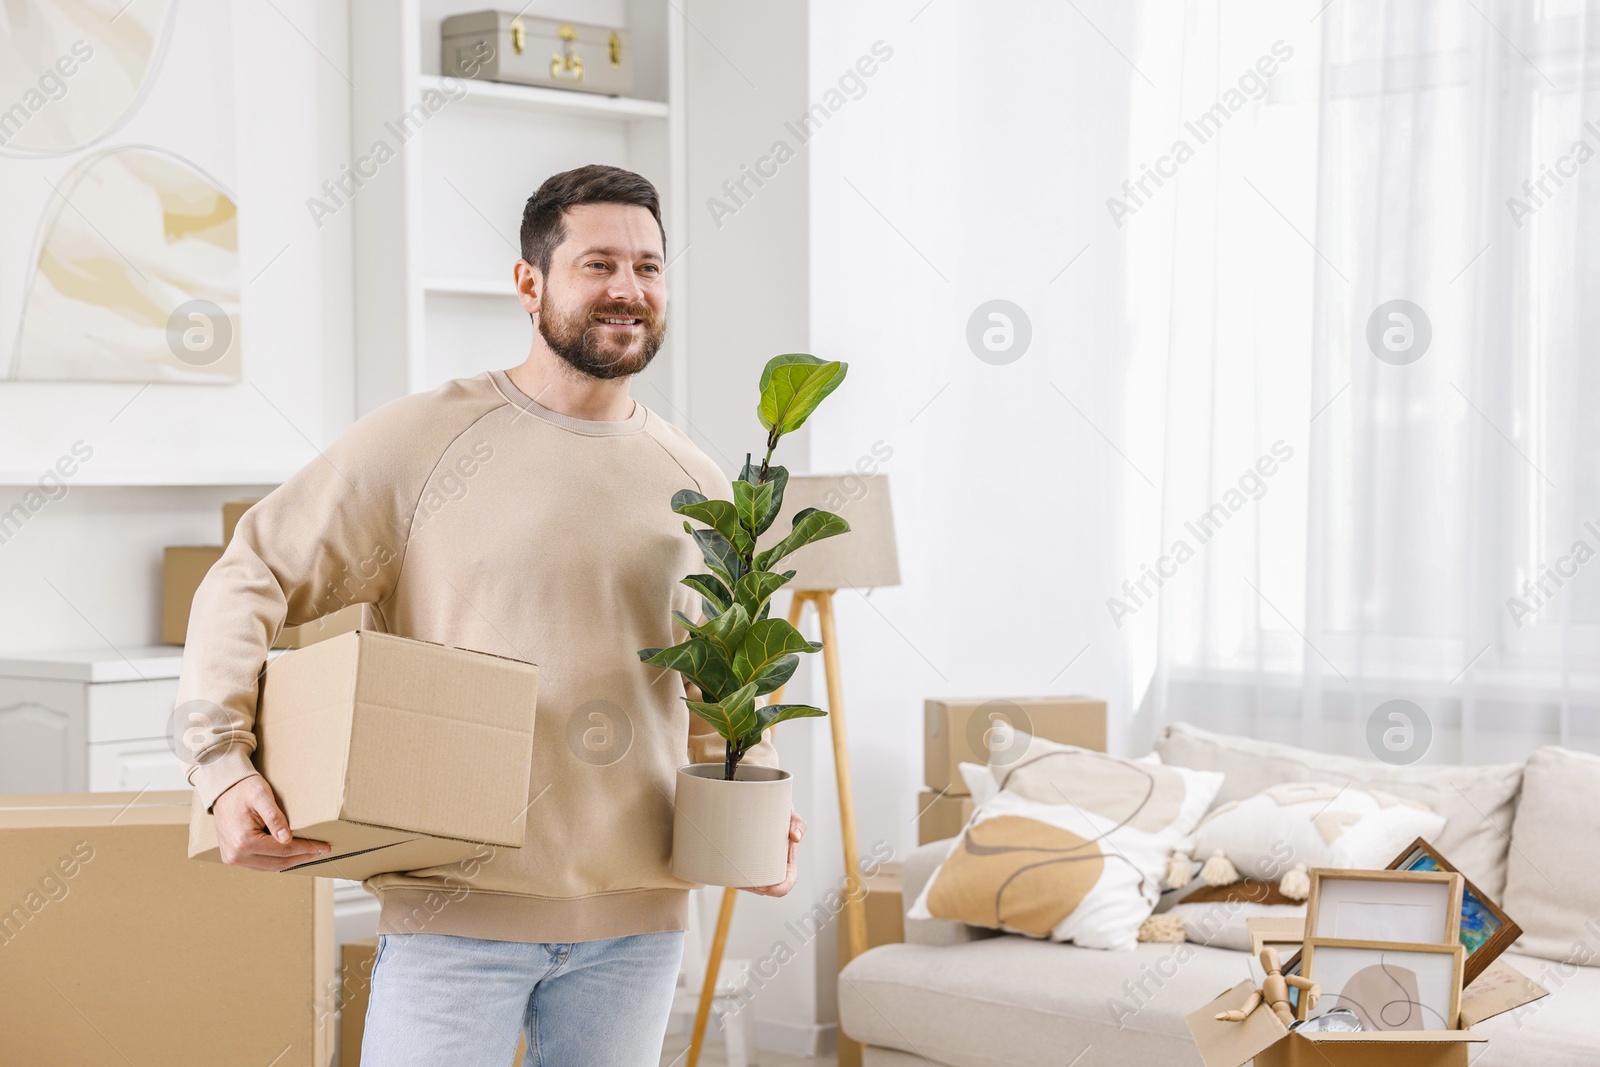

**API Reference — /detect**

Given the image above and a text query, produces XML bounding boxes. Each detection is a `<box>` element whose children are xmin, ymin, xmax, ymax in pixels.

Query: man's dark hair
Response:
<box><xmin>519</xmin><ymin>164</ymin><xmax>665</xmax><ymax>276</ymax></box>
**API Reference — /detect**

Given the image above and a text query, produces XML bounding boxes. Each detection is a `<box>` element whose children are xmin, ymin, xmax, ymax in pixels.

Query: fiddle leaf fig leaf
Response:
<box><xmin>687</xmin><ymin>525</ymin><xmax>742</xmax><ymax>588</ymax></box>
<box><xmin>733</xmin><ymin>568</ymin><xmax>794</xmax><ymax>621</ymax></box>
<box><xmin>639</xmin><ymin>638</ymin><xmax>737</xmax><ymax>703</ymax></box>
<box><xmin>758</xmin><ymin>355</ymin><xmax>848</xmax><ymax>435</ymax></box>
<box><xmin>753</xmin><ymin>508</ymin><xmax>850</xmax><ymax>571</ymax></box>
<box><xmin>749</xmin><ymin>653</ymin><xmax>799</xmax><ymax>696</ymax></box>
<box><xmin>672</xmin><ymin>488</ymin><xmax>708</xmax><ymax>512</ymax></box>
<box><xmin>733</xmin><ymin>618</ymin><xmax>822</xmax><ymax>682</ymax></box>
<box><xmin>686</xmin><ymin>678</ymin><xmax>760</xmax><ymax>742</ymax></box>
<box><xmin>682</xmin><ymin>573</ymin><xmax>732</xmax><ymax>615</ymax></box>
<box><xmin>754</xmin><ymin>703</ymin><xmax>828</xmax><ymax>733</ymax></box>
<box><xmin>677</xmin><ymin>497</ymin><xmax>752</xmax><ymax>555</ymax></box>
<box><xmin>731</xmin><ymin>479</ymin><xmax>775</xmax><ymax>542</ymax></box>
<box><xmin>672</xmin><ymin>604</ymin><xmax>750</xmax><ymax>660</ymax></box>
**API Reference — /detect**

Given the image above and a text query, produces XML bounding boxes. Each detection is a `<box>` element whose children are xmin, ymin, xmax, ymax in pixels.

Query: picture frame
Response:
<box><xmin>1300</xmin><ymin>938</ymin><xmax>1465</xmax><ymax>1031</ymax></box>
<box><xmin>1386</xmin><ymin>837</ymin><xmax>1522</xmax><ymax>986</ymax></box>
<box><xmin>1304</xmin><ymin>868</ymin><xmax>1463</xmax><ymax>946</ymax></box>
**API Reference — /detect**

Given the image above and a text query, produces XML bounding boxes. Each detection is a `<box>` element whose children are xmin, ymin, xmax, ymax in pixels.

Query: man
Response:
<box><xmin>176</xmin><ymin>164</ymin><xmax>804</xmax><ymax>1066</ymax></box>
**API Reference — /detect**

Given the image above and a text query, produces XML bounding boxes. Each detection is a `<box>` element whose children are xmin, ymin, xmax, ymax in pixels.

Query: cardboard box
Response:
<box><xmin>222</xmin><ymin>497</ymin><xmax>262</xmax><ymax>544</ymax></box>
<box><xmin>163</xmin><ymin>542</ymin><xmax>360</xmax><ymax>650</ymax></box>
<box><xmin>162</xmin><ymin>544</ymin><xmax>225</xmax><ymax>644</ymax></box>
<box><xmin>916</xmin><ymin>788</ymin><xmax>974</xmax><ymax>845</ymax></box>
<box><xmin>189</xmin><ymin>630</ymin><xmax>540</xmax><ymax>880</ymax></box>
<box><xmin>339</xmin><ymin>939</ymin><xmax>378</xmax><ymax>1066</ymax></box>
<box><xmin>277</xmin><ymin>603</ymin><xmax>364</xmax><ymax>649</ymax></box>
<box><xmin>0</xmin><ymin>790</ymin><xmax>333</xmax><ymax>1066</ymax></box>
<box><xmin>1191</xmin><ymin>919</ymin><xmax>1548</xmax><ymax>1067</ymax></box>
<box><xmin>924</xmin><ymin>696</ymin><xmax>1107</xmax><ymax>794</ymax></box>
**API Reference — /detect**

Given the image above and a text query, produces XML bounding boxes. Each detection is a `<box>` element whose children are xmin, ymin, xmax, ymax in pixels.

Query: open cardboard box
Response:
<box><xmin>189</xmin><ymin>629</ymin><xmax>539</xmax><ymax>881</ymax></box>
<box><xmin>1187</xmin><ymin>917</ymin><xmax>1549</xmax><ymax>1067</ymax></box>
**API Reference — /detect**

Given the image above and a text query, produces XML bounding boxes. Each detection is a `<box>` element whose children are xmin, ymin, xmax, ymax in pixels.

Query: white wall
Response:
<box><xmin>676</xmin><ymin>0</ymin><xmax>1141</xmax><ymax>1051</ymax></box>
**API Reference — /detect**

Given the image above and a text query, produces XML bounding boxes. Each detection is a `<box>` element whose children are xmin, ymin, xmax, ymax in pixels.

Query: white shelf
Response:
<box><xmin>424</xmin><ymin>276</ymin><xmax>519</xmax><ymax>297</ymax></box>
<box><xmin>419</xmin><ymin>75</ymin><xmax>669</xmax><ymax>120</ymax></box>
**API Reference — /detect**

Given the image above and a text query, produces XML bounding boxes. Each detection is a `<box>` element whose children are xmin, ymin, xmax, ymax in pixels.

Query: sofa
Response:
<box><xmin>838</xmin><ymin>724</ymin><xmax>1600</xmax><ymax>1066</ymax></box>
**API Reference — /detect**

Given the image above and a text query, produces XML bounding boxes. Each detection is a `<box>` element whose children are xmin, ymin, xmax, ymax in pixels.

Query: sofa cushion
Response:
<box><xmin>1502</xmin><ymin>746</ymin><xmax>1600</xmax><ymax>966</ymax></box>
<box><xmin>1183</xmin><ymin>781</ymin><xmax>1446</xmax><ymax>887</ymax></box>
<box><xmin>1154</xmin><ymin>722</ymin><xmax>1522</xmax><ymax>898</ymax></box>
<box><xmin>907</xmin><ymin>742</ymin><xmax>1222</xmax><ymax>949</ymax></box>
<box><xmin>839</xmin><ymin>936</ymin><xmax>1239</xmax><ymax>1067</ymax></box>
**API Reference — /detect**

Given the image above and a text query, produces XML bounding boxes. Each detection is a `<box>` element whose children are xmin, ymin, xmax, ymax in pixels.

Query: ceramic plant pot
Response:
<box><xmin>671</xmin><ymin>763</ymin><xmax>793</xmax><ymax>887</ymax></box>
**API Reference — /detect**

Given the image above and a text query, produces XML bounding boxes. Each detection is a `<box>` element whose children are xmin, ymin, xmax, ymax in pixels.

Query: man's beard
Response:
<box><xmin>538</xmin><ymin>295</ymin><xmax>666</xmax><ymax>381</ymax></box>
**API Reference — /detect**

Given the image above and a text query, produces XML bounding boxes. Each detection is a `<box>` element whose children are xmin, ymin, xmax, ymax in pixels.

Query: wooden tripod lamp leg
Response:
<box><xmin>685</xmin><ymin>592</ymin><xmax>811</xmax><ymax>1067</ymax></box>
<box><xmin>814</xmin><ymin>590</ymin><xmax>868</xmax><ymax>964</ymax></box>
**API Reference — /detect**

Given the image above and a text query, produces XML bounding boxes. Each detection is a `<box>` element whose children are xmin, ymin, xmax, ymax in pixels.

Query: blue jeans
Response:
<box><xmin>360</xmin><ymin>930</ymin><xmax>686</xmax><ymax>1067</ymax></box>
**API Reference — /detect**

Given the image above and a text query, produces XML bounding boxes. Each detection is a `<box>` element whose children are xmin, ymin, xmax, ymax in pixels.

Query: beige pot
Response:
<box><xmin>671</xmin><ymin>763</ymin><xmax>793</xmax><ymax>887</ymax></box>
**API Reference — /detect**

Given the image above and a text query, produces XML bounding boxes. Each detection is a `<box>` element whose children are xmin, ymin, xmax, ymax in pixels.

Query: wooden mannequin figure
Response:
<box><xmin>1215</xmin><ymin>947</ymin><xmax>1321</xmax><ymax>1027</ymax></box>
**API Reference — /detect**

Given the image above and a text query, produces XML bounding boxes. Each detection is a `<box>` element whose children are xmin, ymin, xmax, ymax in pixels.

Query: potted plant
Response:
<box><xmin>638</xmin><ymin>354</ymin><xmax>851</xmax><ymax>887</ymax></box>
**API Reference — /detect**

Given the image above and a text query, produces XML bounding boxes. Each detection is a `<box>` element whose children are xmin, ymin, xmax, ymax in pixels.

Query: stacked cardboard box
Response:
<box><xmin>161</xmin><ymin>496</ymin><xmax>363</xmax><ymax>647</ymax></box>
<box><xmin>0</xmin><ymin>790</ymin><xmax>334</xmax><ymax>1066</ymax></box>
<box><xmin>189</xmin><ymin>630</ymin><xmax>540</xmax><ymax>881</ymax></box>
<box><xmin>917</xmin><ymin>696</ymin><xmax>1107</xmax><ymax>843</ymax></box>
<box><xmin>339</xmin><ymin>939</ymin><xmax>378</xmax><ymax>1066</ymax></box>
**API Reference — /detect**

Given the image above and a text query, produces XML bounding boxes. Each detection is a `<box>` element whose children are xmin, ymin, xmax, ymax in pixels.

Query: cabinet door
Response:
<box><xmin>0</xmin><ymin>680</ymin><xmax>86</xmax><ymax>793</ymax></box>
<box><xmin>88</xmin><ymin>739</ymin><xmax>191</xmax><ymax>792</ymax></box>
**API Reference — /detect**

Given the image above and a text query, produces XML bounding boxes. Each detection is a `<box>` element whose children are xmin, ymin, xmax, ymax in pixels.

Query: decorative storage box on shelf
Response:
<box><xmin>441</xmin><ymin>12</ymin><xmax>634</xmax><ymax>96</ymax></box>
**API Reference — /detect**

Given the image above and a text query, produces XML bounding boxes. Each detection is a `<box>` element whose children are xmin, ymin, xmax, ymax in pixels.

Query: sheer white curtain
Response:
<box><xmin>1123</xmin><ymin>0</ymin><xmax>1600</xmax><ymax>761</ymax></box>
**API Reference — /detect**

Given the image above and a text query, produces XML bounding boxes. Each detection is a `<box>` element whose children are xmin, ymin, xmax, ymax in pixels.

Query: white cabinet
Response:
<box><xmin>0</xmin><ymin>646</ymin><xmax>185</xmax><ymax>794</ymax></box>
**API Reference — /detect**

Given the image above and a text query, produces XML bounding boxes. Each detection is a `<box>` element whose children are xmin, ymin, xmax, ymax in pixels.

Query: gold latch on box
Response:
<box><xmin>609</xmin><ymin>31</ymin><xmax>622</xmax><ymax>68</ymax></box>
<box><xmin>552</xmin><ymin>23</ymin><xmax>584</xmax><ymax>81</ymax></box>
<box><xmin>510</xmin><ymin>16</ymin><xmax>525</xmax><ymax>55</ymax></box>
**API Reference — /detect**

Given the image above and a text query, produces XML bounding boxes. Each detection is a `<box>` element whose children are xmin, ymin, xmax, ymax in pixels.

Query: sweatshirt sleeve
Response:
<box><xmin>175</xmin><ymin>394</ymin><xmax>483</xmax><ymax>812</ymax></box>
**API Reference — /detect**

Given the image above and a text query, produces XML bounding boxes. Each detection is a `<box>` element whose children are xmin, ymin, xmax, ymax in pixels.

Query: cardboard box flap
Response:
<box><xmin>1458</xmin><ymin>960</ymin><xmax>1549</xmax><ymax>1027</ymax></box>
<box><xmin>1187</xmin><ymin>981</ymin><xmax>1291</xmax><ymax>1067</ymax></box>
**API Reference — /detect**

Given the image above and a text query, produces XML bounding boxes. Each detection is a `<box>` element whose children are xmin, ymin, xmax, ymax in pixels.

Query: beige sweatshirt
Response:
<box><xmin>177</xmin><ymin>369</ymin><xmax>778</xmax><ymax>943</ymax></box>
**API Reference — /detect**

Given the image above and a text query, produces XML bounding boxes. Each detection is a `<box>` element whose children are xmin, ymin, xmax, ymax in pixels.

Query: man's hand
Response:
<box><xmin>742</xmin><ymin>810</ymin><xmax>804</xmax><ymax>897</ymax></box>
<box><xmin>212</xmin><ymin>773</ymin><xmax>332</xmax><ymax>872</ymax></box>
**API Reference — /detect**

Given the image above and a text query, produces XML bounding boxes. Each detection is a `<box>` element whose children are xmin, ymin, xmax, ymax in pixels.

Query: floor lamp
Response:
<box><xmin>685</xmin><ymin>473</ymin><xmax>901</xmax><ymax>1067</ymax></box>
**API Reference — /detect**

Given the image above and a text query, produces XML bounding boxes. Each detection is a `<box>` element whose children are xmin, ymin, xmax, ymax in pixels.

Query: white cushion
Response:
<box><xmin>908</xmin><ymin>739</ymin><xmax>1222</xmax><ymax>951</ymax></box>
<box><xmin>1502</xmin><ymin>746</ymin><xmax>1600</xmax><ymax>966</ymax></box>
<box><xmin>1154</xmin><ymin>722</ymin><xmax>1522</xmax><ymax>897</ymax></box>
<box><xmin>1183</xmin><ymin>781</ymin><xmax>1446</xmax><ymax>883</ymax></box>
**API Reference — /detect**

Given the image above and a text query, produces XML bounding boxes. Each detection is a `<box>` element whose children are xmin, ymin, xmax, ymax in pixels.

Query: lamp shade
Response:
<box><xmin>754</xmin><ymin>473</ymin><xmax>901</xmax><ymax>592</ymax></box>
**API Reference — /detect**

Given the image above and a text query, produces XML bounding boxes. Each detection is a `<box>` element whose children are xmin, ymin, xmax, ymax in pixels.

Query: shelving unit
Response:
<box><xmin>349</xmin><ymin>0</ymin><xmax>688</xmax><ymax>418</ymax></box>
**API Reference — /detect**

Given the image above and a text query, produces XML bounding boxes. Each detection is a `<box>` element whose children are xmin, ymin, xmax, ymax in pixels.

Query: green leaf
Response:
<box><xmin>682</xmin><ymin>573</ymin><xmax>732</xmax><ymax>615</ymax></box>
<box><xmin>754</xmin><ymin>702</ymin><xmax>828</xmax><ymax>733</ymax></box>
<box><xmin>733</xmin><ymin>618</ymin><xmax>822</xmax><ymax>682</ymax></box>
<box><xmin>639</xmin><ymin>639</ymin><xmax>738</xmax><ymax>702</ymax></box>
<box><xmin>748</xmin><ymin>653</ymin><xmax>799</xmax><ymax>696</ymax></box>
<box><xmin>734</xmin><ymin>464</ymin><xmax>789</xmax><ymax>535</ymax></box>
<box><xmin>687</xmin><ymin>525</ymin><xmax>742</xmax><ymax>588</ymax></box>
<box><xmin>753</xmin><ymin>507</ymin><xmax>850</xmax><ymax>571</ymax></box>
<box><xmin>686</xmin><ymin>678</ymin><xmax>760</xmax><ymax>742</ymax></box>
<box><xmin>731</xmin><ymin>479</ymin><xmax>775</xmax><ymax>542</ymax></box>
<box><xmin>758</xmin><ymin>356</ymin><xmax>848</xmax><ymax>435</ymax></box>
<box><xmin>672</xmin><ymin>488</ymin><xmax>708</xmax><ymax>512</ymax></box>
<box><xmin>672</xmin><ymin>603</ymin><xmax>750</xmax><ymax>660</ymax></box>
<box><xmin>677</xmin><ymin>497</ymin><xmax>752</xmax><ymax>555</ymax></box>
<box><xmin>733</xmin><ymin>568</ymin><xmax>795</xmax><ymax>621</ymax></box>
